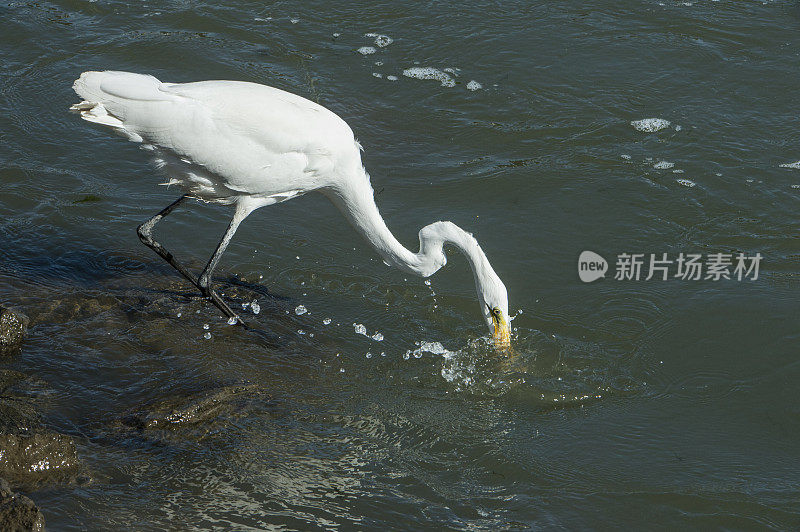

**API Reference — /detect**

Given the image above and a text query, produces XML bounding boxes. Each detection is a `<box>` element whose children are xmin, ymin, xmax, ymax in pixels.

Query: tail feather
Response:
<box><xmin>70</xmin><ymin>71</ymin><xmax>176</xmax><ymax>143</ymax></box>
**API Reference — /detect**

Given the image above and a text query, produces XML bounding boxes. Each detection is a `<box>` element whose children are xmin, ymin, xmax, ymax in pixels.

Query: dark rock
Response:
<box><xmin>0</xmin><ymin>432</ymin><xmax>81</xmax><ymax>490</ymax></box>
<box><xmin>0</xmin><ymin>307</ymin><xmax>29</xmax><ymax>356</ymax></box>
<box><xmin>0</xmin><ymin>478</ymin><xmax>45</xmax><ymax>532</ymax></box>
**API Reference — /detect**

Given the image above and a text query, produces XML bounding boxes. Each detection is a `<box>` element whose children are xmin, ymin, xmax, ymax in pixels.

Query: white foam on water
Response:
<box><xmin>631</xmin><ymin>118</ymin><xmax>671</xmax><ymax>132</ymax></box>
<box><xmin>653</xmin><ymin>161</ymin><xmax>674</xmax><ymax>169</ymax></box>
<box><xmin>402</xmin><ymin>67</ymin><xmax>456</xmax><ymax>87</ymax></box>
<box><xmin>227</xmin><ymin>317</ymin><xmax>237</xmax><ymax>325</ymax></box>
<box><xmin>387</xmin><ymin>75</ymin><xmax>398</xmax><ymax>81</ymax></box>
<box><xmin>621</xmin><ymin>154</ymin><xmax>632</xmax><ymax>160</ymax></box>
<box><xmin>357</xmin><ymin>46</ymin><xmax>377</xmax><ymax>55</ymax></box>
<box><xmin>673</xmin><ymin>169</ymin><xmax>684</xmax><ymax>173</ymax></box>
<box><xmin>332</xmin><ymin>32</ymin><xmax>340</xmax><ymax>38</ymax></box>
<box><xmin>791</xmin><ymin>184</ymin><xmax>800</xmax><ymax>189</ymax></box>
<box><xmin>365</xmin><ymin>33</ymin><xmax>393</xmax><ymax>47</ymax></box>
<box><xmin>251</xmin><ymin>301</ymin><xmax>260</xmax><ymax>314</ymax></box>
<box><xmin>779</xmin><ymin>161</ymin><xmax>800</xmax><ymax>169</ymax></box>
<box><xmin>371</xmin><ymin>332</ymin><xmax>384</xmax><ymax>341</ymax></box>
<box><xmin>353</xmin><ymin>323</ymin><xmax>367</xmax><ymax>336</ymax></box>
<box><xmin>323</xmin><ymin>318</ymin><xmax>331</xmax><ymax>325</ymax></box>
<box><xmin>203</xmin><ymin>323</ymin><xmax>209</xmax><ymax>330</ymax></box>
<box><xmin>372</xmin><ymin>72</ymin><xmax>382</xmax><ymax>78</ymax></box>
<box><xmin>295</xmin><ymin>305</ymin><xmax>307</xmax><ymax>315</ymax></box>
<box><xmin>466</xmin><ymin>80</ymin><xmax>482</xmax><ymax>91</ymax></box>
<box><xmin>676</xmin><ymin>178</ymin><xmax>696</xmax><ymax>188</ymax></box>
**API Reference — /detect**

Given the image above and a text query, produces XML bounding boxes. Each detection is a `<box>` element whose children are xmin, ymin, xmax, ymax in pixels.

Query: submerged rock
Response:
<box><xmin>0</xmin><ymin>370</ymin><xmax>83</xmax><ymax>490</ymax></box>
<box><xmin>0</xmin><ymin>478</ymin><xmax>45</xmax><ymax>532</ymax></box>
<box><xmin>0</xmin><ymin>307</ymin><xmax>29</xmax><ymax>356</ymax></box>
<box><xmin>0</xmin><ymin>432</ymin><xmax>81</xmax><ymax>490</ymax></box>
<box><xmin>118</xmin><ymin>384</ymin><xmax>265</xmax><ymax>442</ymax></box>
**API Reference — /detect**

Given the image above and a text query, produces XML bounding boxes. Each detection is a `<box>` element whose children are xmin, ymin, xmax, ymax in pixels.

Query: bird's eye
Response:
<box><xmin>492</xmin><ymin>307</ymin><xmax>501</xmax><ymax>317</ymax></box>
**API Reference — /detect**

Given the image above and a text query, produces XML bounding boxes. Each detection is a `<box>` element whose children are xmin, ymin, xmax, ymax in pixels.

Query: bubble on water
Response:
<box><xmin>779</xmin><ymin>161</ymin><xmax>800</xmax><ymax>169</ymax></box>
<box><xmin>676</xmin><ymin>178</ymin><xmax>696</xmax><ymax>188</ymax></box>
<box><xmin>323</xmin><ymin>318</ymin><xmax>332</xmax><ymax>325</ymax></box>
<box><xmin>365</xmin><ymin>33</ymin><xmax>393</xmax><ymax>47</ymax></box>
<box><xmin>358</xmin><ymin>46</ymin><xmax>377</xmax><ymax>55</ymax></box>
<box><xmin>176</xmin><ymin>312</ymin><xmax>182</xmax><ymax>318</ymax></box>
<box><xmin>402</xmin><ymin>67</ymin><xmax>456</xmax><ymax>87</ymax></box>
<box><xmin>298</xmin><ymin>329</ymin><xmax>306</xmax><ymax>335</ymax></box>
<box><xmin>203</xmin><ymin>332</ymin><xmax>211</xmax><ymax>340</ymax></box>
<box><xmin>290</xmin><ymin>18</ymin><xmax>299</xmax><ymax>24</ymax></box>
<box><xmin>333</xmin><ymin>32</ymin><xmax>341</xmax><ymax>38</ymax></box>
<box><xmin>792</xmin><ymin>184</ymin><xmax>800</xmax><ymax>189</ymax></box>
<box><xmin>653</xmin><ymin>161</ymin><xmax>674</xmax><ymax>169</ymax></box>
<box><xmin>366</xmin><ymin>352</ymin><xmax>373</xmax><ymax>358</ymax></box>
<box><xmin>353</xmin><ymin>323</ymin><xmax>368</xmax><ymax>336</ymax></box>
<box><xmin>227</xmin><ymin>317</ymin><xmax>237</xmax><ymax>326</ymax></box>
<box><xmin>372</xmin><ymin>72</ymin><xmax>382</xmax><ymax>78</ymax></box>
<box><xmin>374</xmin><ymin>60</ymin><xmax>383</xmax><ymax>66</ymax></box>
<box><xmin>241</xmin><ymin>302</ymin><xmax>250</xmax><ymax>309</ymax></box>
<box><xmin>631</xmin><ymin>118</ymin><xmax>671</xmax><ymax>132</ymax></box>
<box><xmin>254</xmin><ymin>16</ymin><xmax>272</xmax><ymax>22</ymax></box>
<box><xmin>203</xmin><ymin>323</ymin><xmax>210</xmax><ymax>330</ymax></box>
<box><xmin>295</xmin><ymin>305</ymin><xmax>307</xmax><ymax>315</ymax></box>
<box><xmin>339</xmin><ymin>368</ymin><xmax>345</xmax><ymax>373</ymax></box>
<box><xmin>371</xmin><ymin>332</ymin><xmax>384</xmax><ymax>341</ymax></box>
<box><xmin>621</xmin><ymin>154</ymin><xmax>632</xmax><ymax>160</ymax></box>
<box><xmin>673</xmin><ymin>169</ymin><xmax>684</xmax><ymax>173</ymax></box>
<box><xmin>387</xmin><ymin>75</ymin><xmax>398</xmax><ymax>81</ymax></box>
<box><xmin>466</xmin><ymin>80</ymin><xmax>482</xmax><ymax>91</ymax></box>
<box><xmin>424</xmin><ymin>279</ymin><xmax>431</xmax><ymax>286</ymax></box>
<box><xmin>251</xmin><ymin>301</ymin><xmax>260</xmax><ymax>314</ymax></box>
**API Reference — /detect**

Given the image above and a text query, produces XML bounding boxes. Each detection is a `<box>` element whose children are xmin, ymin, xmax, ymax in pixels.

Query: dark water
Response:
<box><xmin>1</xmin><ymin>0</ymin><xmax>799</xmax><ymax>528</ymax></box>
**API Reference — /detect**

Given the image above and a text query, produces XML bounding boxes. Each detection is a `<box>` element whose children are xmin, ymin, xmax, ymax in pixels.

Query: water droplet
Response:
<box><xmin>298</xmin><ymin>329</ymin><xmax>306</xmax><ymax>335</ymax></box>
<box><xmin>176</xmin><ymin>312</ymin><xmax>182</xmax><ymax>318</ymax></box>
<box><xmin>366</xmin><ymin>352</ymin><xmax>372</xmax><ymax>358</ymax></box>
<box><xmin>251</xmin><ymin>301</ymin><xmax>261</xmax><ymax>314</ymax></box>
<box><xmin>295</xmin><ymin>305</ymin><xmax>307</xmax><ymax>315</ymax></box>
<box><xmin>424</xmin><ymin>279</ymin><xmax>431</xmax><ymax>286</ymax></box>
<box><xmin>323</xmin><ymin>318</ymin><xmax>331</xmax><ymax>325</ymax></box>
<box><xmin>227</xmin><ymin>317</ymin><xmax>237</xmax><ymax>325</ymax></box>
<box><xmin>203</xmin><ymin>332</ymin><xmax>211</xmax><ymax>340</ymax></box>
<box><xmin>371</xmin><ymin>332</ymin><xmax>384</xmax><ymax>341</ymax></box>
<box><xmin>353</xmin><ymin>323</ymin><xmax>367</xmax><ymax>336</ymax></box>
<box><xmin>203</xmin><ymin>323</ymin><xmax>210</xmax><ymax>330</ymax></box>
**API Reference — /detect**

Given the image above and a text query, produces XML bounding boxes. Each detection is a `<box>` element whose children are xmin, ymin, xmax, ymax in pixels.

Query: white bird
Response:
<box><xmin>70</xmin><ymin>71</ymin><xmax>510</xmax><ymax>344</ymax></box>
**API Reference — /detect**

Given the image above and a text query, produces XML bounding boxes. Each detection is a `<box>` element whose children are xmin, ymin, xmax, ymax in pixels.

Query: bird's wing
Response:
<box><xmin>72</xmin><ymin>72</ymin><xmax>356</xmax><ymax>196</ymax></box>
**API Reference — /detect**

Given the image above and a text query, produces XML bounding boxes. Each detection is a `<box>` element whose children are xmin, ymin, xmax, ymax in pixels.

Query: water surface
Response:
<box><xmin>1</xmin><ymin>0</ymin><xmax>799</xmax><ymax>528</ymax></box>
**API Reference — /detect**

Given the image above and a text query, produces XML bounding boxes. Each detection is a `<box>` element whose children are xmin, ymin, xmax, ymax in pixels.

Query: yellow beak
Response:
<box><xmin>492</xmin><ymin>313</ymin><xmax>511</xmax><ymax>347</ymax></box>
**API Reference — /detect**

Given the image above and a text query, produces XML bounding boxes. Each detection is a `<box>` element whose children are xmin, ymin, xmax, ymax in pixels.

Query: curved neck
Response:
<box><xmin>324</xmin><ymin>171</ymin><xmax>494</xmax><ymax>283</ymax></box>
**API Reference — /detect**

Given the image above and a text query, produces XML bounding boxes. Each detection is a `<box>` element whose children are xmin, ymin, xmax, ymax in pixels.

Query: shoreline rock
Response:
<box><xmin>0</xmin><ymin>307</ymin><xmax>29</xmax><ymax>356</ymax></box>
<box><xmin>0</xmin><ymin>478</ymin><xmax>45</xmax><ymax>532</ymax></box>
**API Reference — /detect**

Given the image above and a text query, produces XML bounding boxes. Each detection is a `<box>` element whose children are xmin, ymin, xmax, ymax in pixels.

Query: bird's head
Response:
<box><xmin>478</xmin><ymin>272</ymin><xmax>510</xmax><ymax>347</ymax></box>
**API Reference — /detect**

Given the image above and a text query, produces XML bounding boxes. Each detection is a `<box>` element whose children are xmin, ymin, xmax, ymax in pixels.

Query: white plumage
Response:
<box><xmin>71</xmin><ymin>71</ymin><xmax>510</xmax><ymax>343</ymax></box>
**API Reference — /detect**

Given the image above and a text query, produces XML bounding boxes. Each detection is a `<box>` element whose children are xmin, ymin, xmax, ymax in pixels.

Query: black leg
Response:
<box><xmin>137</xmin><ymin>195</ymin><xmax>202</xmax><ymax>290</ymax></box>
<box><xmin>198</xmin><ymin>206</ymin><xmax>249</xmax><ymax>325</ymax></box>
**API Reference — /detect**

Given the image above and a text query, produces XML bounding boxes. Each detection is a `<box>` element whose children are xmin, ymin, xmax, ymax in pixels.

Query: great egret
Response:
<box><xmin>70</xmin><ymin>71</ymin><xmax>510</xmax><ymax>344</ymax></box>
